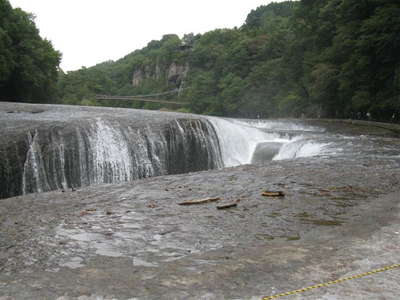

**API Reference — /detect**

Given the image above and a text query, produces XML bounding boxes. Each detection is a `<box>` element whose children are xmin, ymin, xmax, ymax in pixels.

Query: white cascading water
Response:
<box><xmin>22</xmin><ymin>131</ymin><xmax>42</xmax><ymax>194</ymax></box>
<box><xmin>207</xmin><ymin>117</ymin><xmax>331</xmax><ymax>166</ymax></box>
<box><xmin>22</xmin><ymin>130</ymin><xmax>50</xmax><ymax>194</ymax></box>
<box><xmin>272</xmin><ymin>137</ymin><xmax>331</xmax><ymax>160</ymax></box>
<box><xmin>128</xmin><ymin>126</ymin><xmax>158</xmax><ymax>179</ymax></box>
<box><xmin>53</xmin><ymin>132</ymin><xmax>68</xmax><ymax>190</ymax></box>
<box><xmin>88</xmin><ymin>118</ymin><xmax>133</xmax><ymax>183</ymax></box>
<box><xmin>206</xmin><ymin>117</ymin><xmax>288</xmax><ymax>167</ymax></box>
<box><xmin>244</xmin><ymin>120</ymin><xmax>324</xmax><ymax>132</ymax></box>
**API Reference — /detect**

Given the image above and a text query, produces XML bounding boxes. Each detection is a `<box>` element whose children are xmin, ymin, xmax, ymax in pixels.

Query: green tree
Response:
<box><xmin>0</xmin><ymin>0</ymin><xmax>61</xmax><ymax>102</ymax></box>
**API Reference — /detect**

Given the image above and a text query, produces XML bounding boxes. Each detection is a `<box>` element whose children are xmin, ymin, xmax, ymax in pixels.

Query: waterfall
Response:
<box><xmin>206</xmin><ymin>117</ymin><xmax>331</xmax><ymax>165</ymax></box>
<box><xmin>14</xmin><ymin>117</ymin><xmax>222</xmax><ymax>196</ymax></box>
<box><xmin>165</xmin><ymin>119</ymin><xmax>223</xmax><ymax>173</ymax></box>
<box><xmin>273</xmin><ymin>137</ymin><xmax>331</xmax><ymax>160</ymax></box>
<box><xmin>4</xmin><ymin>113</ymin><xmax>332</xmax><ymax>199</ymax></box>
<box><xmin>206</xmin><ymin>117</ymin><xmax>288</xmax><ymax>167</ymax></box>
<box><xmin>88</xmin><ymin>118</ymin><xmax>134</xmax><ymax>183</ymax></box>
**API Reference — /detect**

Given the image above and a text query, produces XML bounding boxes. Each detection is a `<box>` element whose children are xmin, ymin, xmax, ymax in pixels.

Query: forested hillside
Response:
<box><xmin>0</xmin><ymin>0</ymin><xmax>61</xmax><ymax>102</ymax></box>
<box><xmin>2</xmin><ymin>0</ymin><xmax>399</xmax><ymax>121</ymax></box>
<box><xmin>57</xmin><ymin>33</ymin><xmax>192</xmax><ymax>110</ymax></box>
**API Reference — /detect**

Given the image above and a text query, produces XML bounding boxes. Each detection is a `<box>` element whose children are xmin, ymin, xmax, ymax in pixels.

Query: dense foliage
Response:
<box><xmin>0</xmin><ymin>0</ymin><xmax>61</xmax><ymax>102</ymax></box>
<box><xmin>290</xmin><ymin>0</ymin><xmax>400</xmax><ymax>120</ymax></box>
<box><xmin>180</xmin><ymin>0</ymin><xmax>400</xmax><ymax>120</ymax></box>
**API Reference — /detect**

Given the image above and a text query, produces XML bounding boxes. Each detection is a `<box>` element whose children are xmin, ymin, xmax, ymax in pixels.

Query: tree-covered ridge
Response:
<box><xmin>182</xmin><ymin>0</ymin><xmax>400</xmax><ymax>120</ymax></box>
<box><xmin>57</xmin><ymin>33</ymin><xmax>192</xmax><ymax>109</ymax></box>
<box><xmin>0</xmin><ymin>0</ymin><xmax>61</xmax><ymax>102</ymax></box>
<box><xmin>183</xmin><ymin>2</ymin><xmax>299</xmax><ymax>117</ymax></box>
<box><xmin>58</xmin><ymin>0</ymin><xmax>400</xmax><ymax>120</ymax></box>
<box><xmin>5</xmin><ymin>0</ymin><xmax>398</xmax><ymax>121</ymax></box>
<box><xmin>58</xmin><ymin>2</ymin><xmax>299</xmax><ymax>115</ymax></box>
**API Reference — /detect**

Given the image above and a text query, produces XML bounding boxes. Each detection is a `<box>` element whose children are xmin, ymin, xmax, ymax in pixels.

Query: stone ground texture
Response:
<box><xmin>0</xmin><ymin>104</ymin><xmax>400</xmax><ymax>299</ymax></box>
<box><xmin>0</xmin><ymin>155</ymin><xmax>400</xmax><ymax>299</ymax></box>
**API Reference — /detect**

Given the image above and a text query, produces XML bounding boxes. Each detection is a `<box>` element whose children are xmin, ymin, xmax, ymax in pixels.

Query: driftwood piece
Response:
<box><xmin>217</xmin><ymin>203</ymin><xmax>238</xmax><ymax>210</ymax></box>
<box><xmin>79</xmin><ymin>208</ymin><xmax>96</xmax><ymax>216</ymax></box>
<box><xmin>178</xmin><ymin>197</ymin><xmax>220</xmax><ymax>206</ymax></box>
<box><xmin>262</xmin><ymin>191</ymin><xmax>285</xmax><ymax>197</ymax></box>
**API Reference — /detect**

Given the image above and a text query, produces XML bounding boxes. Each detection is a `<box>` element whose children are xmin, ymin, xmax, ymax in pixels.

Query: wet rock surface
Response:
<box><xmin>1</xmin><ymin>153</ymin><xmax>400</xmax><ymax>299</ymax></box>
<box><xmin>1</xmin><ymin>103</ymin><xmax>400</xmax><ymax>299</ymax></box>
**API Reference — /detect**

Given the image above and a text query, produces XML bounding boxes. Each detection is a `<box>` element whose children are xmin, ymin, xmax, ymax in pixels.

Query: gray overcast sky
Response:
<box><xmin>9</xmin><ymin>0</ymin><xmax>281</xmax><ymax>72</ymax></box>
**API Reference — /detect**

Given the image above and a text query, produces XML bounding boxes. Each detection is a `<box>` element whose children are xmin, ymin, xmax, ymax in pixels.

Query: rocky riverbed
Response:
<box><xmin>1</xmin><ymin>103</ymin><xmax>400</xmax><ymax>299</ymax></box>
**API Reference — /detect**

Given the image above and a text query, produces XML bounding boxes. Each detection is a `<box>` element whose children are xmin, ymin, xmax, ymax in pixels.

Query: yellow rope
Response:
<box><xmin>262</xmin><ymin>263</ymin><xmax>400</xmax><ymax>300</ymax></box>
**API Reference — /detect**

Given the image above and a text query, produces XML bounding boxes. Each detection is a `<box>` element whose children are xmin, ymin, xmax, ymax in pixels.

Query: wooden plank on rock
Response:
<box><xmin>178</xmin><ymin>197</ymin><xmax>220</xmax><ymax>206</ymax></box>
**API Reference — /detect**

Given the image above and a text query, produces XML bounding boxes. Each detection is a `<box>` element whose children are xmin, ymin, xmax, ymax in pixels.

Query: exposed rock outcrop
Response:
<box><xmin>167</xmin><ymin>62</ymin><xmax>189</xmax><ymax>85</ymax></box>
<box><xmin>131</xmin><ymin>69</ymin><xmax>144</xmax><ymax>87</ymax></box>
<box><xmin>131</xmin><ymin>62</ymin><xmax>189</xmax><ymax>87</ymax></box>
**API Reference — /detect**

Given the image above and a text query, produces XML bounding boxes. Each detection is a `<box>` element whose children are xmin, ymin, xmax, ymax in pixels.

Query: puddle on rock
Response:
<box><xmin>309</xmin><ymin>219</ymin><xmax>343</xmax><ymax>226</ymax></box>
<box><xmin>70</xmin><ymin>232</ymin><xmax>104</xmax><ymax>242</ymax></box>
<box><xmin>133</xmin><ymin>257</ymin><xmax>158</xmax><ymax>267</ymax></box>
<box><xmin>286</xmin><ymin>234</ymin><xmax>301</xmax><ymax>241</ymax></box>
<box><xmin>295</xmin><ymin>212</ymin><xmax>343</xmax><ymax>226</ymax></box>
<box><xmin>255</xmin><ymin>234</ymin><xmax>275</xmax><ymax>241</ymax></box>
<box><xmin>59</xmin><ymin>256</ymin><xmax>84</xmax><ymax>269</ymax></box>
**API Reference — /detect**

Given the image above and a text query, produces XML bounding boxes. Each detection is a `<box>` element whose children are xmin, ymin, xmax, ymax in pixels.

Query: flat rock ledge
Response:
<box><xmin>0</xmin><ymin>154</ymin><xmax>400</xmax><ymax>299</ymax></box>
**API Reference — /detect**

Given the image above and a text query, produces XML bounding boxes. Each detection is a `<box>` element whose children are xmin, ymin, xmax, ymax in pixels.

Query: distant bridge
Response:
<box><xmin>96</xmin><ymin>89</ymin><xmax>187</xmax><ymax>106</ymax></box>
<box><xmin>95</xmin><ymin>95</ymin><xmax>187</xmax><ymax>106</ymax></box>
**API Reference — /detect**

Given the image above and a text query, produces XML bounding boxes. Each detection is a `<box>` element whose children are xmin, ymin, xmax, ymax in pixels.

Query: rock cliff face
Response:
<box><xmin>131</xmin><ymin>62</ymin><xmax>189</xmax><ymax>87</ymax></box>
<box><xmin>131</xmin><ymin>69</ymin><xmax>144</xmax><ymax>86</ymax></box>
<box><xmin>167</xmin><ymin>62</ymin><xmax>189</xmax><ymax>85</ymax></box>
<box><xmin>0</xmin><ymin>103</ymin><xmax>221</xmax><ymax>199</ymax></box>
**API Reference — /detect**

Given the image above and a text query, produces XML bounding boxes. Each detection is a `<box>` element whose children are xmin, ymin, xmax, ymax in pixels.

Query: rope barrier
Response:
<box><xmin>262</xmin><ymin>263</ymin><xmax>400</xmax><ymax>299</ymax></box>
